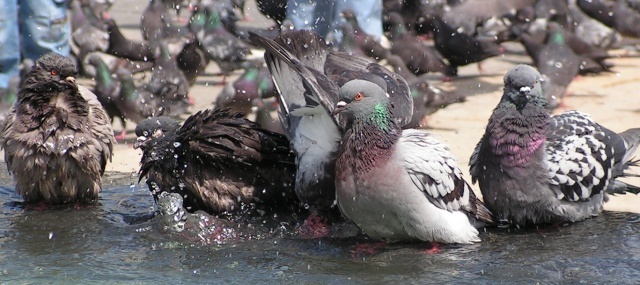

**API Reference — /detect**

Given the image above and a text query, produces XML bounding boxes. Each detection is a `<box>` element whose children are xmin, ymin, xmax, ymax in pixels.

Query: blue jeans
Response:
<box><xmin>0</xmin><ymin>0</ymin><xmax>71</xmax><ymax>88</ymax></box>
<box><xmin>286</xmin><ymin>0</ymin><xmax>382</xmax><ymax>41</ymax></box>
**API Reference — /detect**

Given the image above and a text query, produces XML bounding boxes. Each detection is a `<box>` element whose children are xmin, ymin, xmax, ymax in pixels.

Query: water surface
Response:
<box><xmin>0</xmin><ymin>167</ymin><xmax>639</xmax><ymax>284</ymax></box>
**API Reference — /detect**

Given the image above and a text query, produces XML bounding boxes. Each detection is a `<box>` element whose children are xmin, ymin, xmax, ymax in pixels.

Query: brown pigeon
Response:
<box><xmin>1</xmin><ymin>53</ymin><xmax>116</xmax><ymax>205</ymax></box>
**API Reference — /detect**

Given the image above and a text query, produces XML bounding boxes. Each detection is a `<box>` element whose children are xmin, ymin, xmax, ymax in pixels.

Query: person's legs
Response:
<box><xmin>334</xmin><ymin>0</ymin><xmax>383</xmax><ymax>40</ymax></box>
<box><xmin>286</xmin><ymin>0</ymin><xmax>334</xmax><ymax>37</ymax></box>
<box><xmin>0</xmin><ymin>0</ymin><xmax>20</xmax><ymax>89</ymax></box>
<box><xmin>19</xmin><ymin>0</ymin><xmax>71</xmax><ymax>62</ymax></box>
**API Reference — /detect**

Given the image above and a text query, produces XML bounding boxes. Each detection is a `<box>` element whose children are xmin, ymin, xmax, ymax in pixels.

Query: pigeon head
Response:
<box><xmin>334</xmin><ymin>79</ymin><xmax>395</xmax><ymax>131</ymax></box>
<box><xmin>502</xmin><ymin>64</ymin><xmax>545</xmax><ymax>109</ymax></box>
<box><xmin>134</xmin><ymin>116</ymin><xmax>180</xmax><ymax>150</ymax></box>
<box><xmin>22</xmin><ymin>53</ymin><xmax>78</xmax><ymax>93</ymax></box>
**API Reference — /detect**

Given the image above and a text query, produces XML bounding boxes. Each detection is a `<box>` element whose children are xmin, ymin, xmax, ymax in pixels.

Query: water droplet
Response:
<box><xmin>173</xmin><ymin>142</ymin><xmax>181</xmax><ymax>148</ymax></box>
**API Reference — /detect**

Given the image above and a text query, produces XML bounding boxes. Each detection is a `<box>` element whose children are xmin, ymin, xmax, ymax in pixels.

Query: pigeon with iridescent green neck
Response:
<box><xmin>249</xmin><ymin>30</ymin><xmax>413</xmax><ymax>216</ymax></box>
<box><xmin>333</xmin><ymin>79</ymin><xmax>493</xmax><ymax>243</ymax></box>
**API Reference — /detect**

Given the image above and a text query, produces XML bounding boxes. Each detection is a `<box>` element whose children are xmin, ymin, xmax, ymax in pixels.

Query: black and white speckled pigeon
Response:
<box><xmin>1</xmin><ymin>53</ymin><xmax>115</xmax><ymax>204</ymax></box>
<box><xmin>134</xmin><ymin>109</ymin><xmax>298</xmax><ymax>214</ymax></box>
<box><xmin>470</xmin><ymin>64</ymin><xmax>640</xmax><ymax>227</ymax></box>
<box><xmin>249</xmin><ymin>30</ymin><xmax>413</xmax><ymax>215</ymax></box>
<box><xmin>332</xmin><ymin>79</ymin><xmax>493</xmax><ymax>243</ymax></box>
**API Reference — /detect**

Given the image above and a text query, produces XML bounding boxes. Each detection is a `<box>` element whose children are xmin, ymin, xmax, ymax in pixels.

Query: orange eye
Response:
<box><xmin>51</xmin><ymin>69</ymin><xmax>57</xmax><ymax>76</ymax></box>
<box><xmin>354</xmin><ymin>92</ymin><xmax>365</xmax><ymax>101</ymax></box>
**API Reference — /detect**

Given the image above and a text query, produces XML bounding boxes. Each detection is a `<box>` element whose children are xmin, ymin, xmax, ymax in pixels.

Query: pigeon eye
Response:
<box><xmin>354</xmin><ymin>92</ymin><xmax>365</xmax><ymax>101</ymax></box>
<box><xmin>51</xmin><ymin>69</ymin><xmax>58</xmax><ymax>76</ymax></box>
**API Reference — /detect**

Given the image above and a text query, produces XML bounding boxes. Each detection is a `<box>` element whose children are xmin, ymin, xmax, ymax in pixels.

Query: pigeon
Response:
<box><xmin>113</xmin><ymin>67</ymin><xmax>161</xmax><ymax>138</ymax></box>
<box><xmin>386</xmin><ymin>12</ymin><xmax>457</xmax><ymax>76</ymax></box>
<box><xmin>330</xmin><ymin>79</ymin><xmax>493</xmax><ymax>243</ymax></box>
<box><xmin>385</xmin><ymin>54</ymin><xmax>467</xmax><ymax>128</ymax></box>
<box><xmin>341</xmin><ymin>9</ymin><xmax>389</xmax><ymax>61</ymax></box>
<box><xmin>214</xmin><ymin>60</ymin><xmax>276</xmax><ymax>115</ymax></box>
<box><xmin>104</xmin><ymin>18</ymin><xmax>156</xmax><ymax>62</ymax></box>
<box><xmin>1</xmin><ymin>53</ymin><xmax>115</xmax><ymax>204</ymax></box>
<box><xmin>249</xmin><ymin>30</ymin><xmax>413</xmax><ymax>214</ymax></box>
<box><xmin>470</xmin><ymin>64</ymin><xmax>640</xmax><ymax>227</ymax></box>
<box><xmin>255</xmin><ymin>0</ymin><xmax>287</xmax><ymax>25</ymax></box>
<box><xmin>515</xmin><ymin>21</ymin><xmax>612</xmax><ymax>76</ymax></box>
<box><xmin>69</xmin><ymin>0</ymin><xmax>109</xmax><ymax>61</ymax></box>
<box><xmin>177</xmin><ymin>39</ymin><xmax>210</xmax><ymax>86</ymax></box>
<box><xmin>536</xmin><ymin>22</ymin><xmax>581</xmax><ymax>109</ymax></box>
<box><xmin>87</xmin><ymin>54</ymin><xmax>124</xmax><ymax>137</ymax></box>
<box><xmin>577</xmin><ymin>0</ymin><xmax>640</xmax><ymax>38</ymax></box>
<box><xmin>422</xmin><ymin>14</ymin><xmax>504</xmax><ymax>75</ymax></box>
<box><xmin>141</xmin><ymin>0</ymin><xmax>183</xmax><ymax>42</ymax></box>
<box><xmin>193</xmin><ymin>5</ymin><xmax>250</xmax><ymax>83</ymax></box>
<box><xmin>144</xmin><ymin>40</ymin><xmax>192</xmax><ymax>117</ymax></box>
<box><xmin>134</xmin><ymin>109</ymin><xmax>298</xmax><ymax>214</ymax></box>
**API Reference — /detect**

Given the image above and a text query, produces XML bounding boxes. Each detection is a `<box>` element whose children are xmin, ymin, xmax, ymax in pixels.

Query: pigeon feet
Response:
<box><xmin>297</xmin><ymin>214</ymin><xmax>331</xmax><ymax>239</ymax></box>
<box><xmin>420</xmin><ymin>242</ymin><xmax>441</xmax><ymax>254</ymax></box>
<box><xmin>115</xmin><ymin>129</ymin><xmax>127</xmax><ymax>141</ymax></box>
<box><xmin>350</xmin><ymin>242</ymin><xmax>387</xmax><ymax>260</ymax></box>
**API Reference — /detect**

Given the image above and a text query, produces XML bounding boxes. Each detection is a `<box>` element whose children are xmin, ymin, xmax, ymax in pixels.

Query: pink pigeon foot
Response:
<box><xmin>297</xmin><ymin>214</ymin><xmax>330</xmax><ymax>239</ymax></box>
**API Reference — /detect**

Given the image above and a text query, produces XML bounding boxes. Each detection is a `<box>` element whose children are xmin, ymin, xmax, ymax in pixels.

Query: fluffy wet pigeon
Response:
<box><xmin>470</xmin><ymin>64</ymin><xmax>640</xmax><ymax>227</ymax></box>
<box><xmin>249</xmin><ymin>30</ymin><xmax>413</xmax><ymax>215</ymax></box>
<box><xmin>134</xmin><ymin>109</ymin><xmax>298</xmax><ymax>214</ymax></box>
<box><xmin>331</xmin><ymin>79</ymin><xmax>492</xmax><ymax>243</ymax></box>
<box><xmin>1</xmin><ymin>53</ymin><xmax>115</xmax><ymax>204</ymax></box>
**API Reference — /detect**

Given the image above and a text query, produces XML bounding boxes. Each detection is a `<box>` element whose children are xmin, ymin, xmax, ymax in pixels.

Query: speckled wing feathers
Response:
<box><xmin>399</xmin><ymin>129</ymin><xmax>490</xmax><ymax>221</ymax></box>
<box><xmin>545</xmin><ymin>111</ymin><xmax>615</xmax><ymax>201</ymax></box>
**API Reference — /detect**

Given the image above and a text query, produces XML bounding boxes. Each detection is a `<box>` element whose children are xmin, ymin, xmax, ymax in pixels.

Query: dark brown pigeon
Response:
<box><xmin>134</xmin><ymin>109</ymin><xmax>298</xmax><ymax>214</ymax></box>
<box><xmin>1</xmin><ymin>53</ymin><xmax>116</xmax><ymax>205</ymax></box>
<box><xmin>423</xmin><ymin>14</ymin><xmax>504</xmax><ymax>75</ymax></box>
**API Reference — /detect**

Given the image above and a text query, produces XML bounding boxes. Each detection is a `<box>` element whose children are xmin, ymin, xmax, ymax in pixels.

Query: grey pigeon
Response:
<box><xmin>87</xmin><ymin>54</ymin><xmax>123</xmax><ymax>136</ymax></box>
<box><xmin>145</xmin><ymin>40</ymin><xmax>192</xmax><ymax>118</ymax></box>
<box><xmin>134</xmin><ymin>109</ymin><xmax>298</xmax><ymax>214</ymax></box>
<box><xmin>470</xmin><ymin>64</ymin><xmax>640</xmax><ymax>227</ymax></box>
<box><xmin>1</xmin><ymin>53</ymin><xmax>116</xmax><ymax>204</ymax></box>
<box><xmin>332</xmin><ymin>79</ymin><xmax>493</xmax><ymax>243</ymax></box>
<box><xmin>249</xmin><ymin>30</ymin><xmax>413</xmax><ymax>215</ymax></box>
<box><xmin>192</xmin><ymin>5</ymin><xmax>250</xmax><ymax>83</ymax></box>
<box><xmin>537</xmin><ymin>22</ymin><xmax>581</xmax><ymax>109</ymax></box>
<box><xmin>113</xmin><ymin>67</ymin><xmax>161</xmax><ymax>139</ymax></box>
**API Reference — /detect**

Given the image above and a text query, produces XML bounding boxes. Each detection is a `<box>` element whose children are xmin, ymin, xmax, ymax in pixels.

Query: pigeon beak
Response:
<box><xmin>133</xmin><ymin>136</ymin><xmax>147</xmax><ymax>149</ymax></box>
<box><xmin>65</xmin><ymin>76</ymin><xmax>76</xmax><ymax>85</ymax></box>
<box><xmin>519</xmin><ymin>86</ymin><xmax>531</xmax><ymax>100</ymax></box>
<box><xmin>332</xmin><ymin>101</ymin><xmax>347</xmax><ymax>115</ymax></box>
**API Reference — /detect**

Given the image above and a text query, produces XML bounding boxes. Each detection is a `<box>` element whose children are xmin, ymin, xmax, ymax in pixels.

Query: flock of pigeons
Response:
<box><xmin>0</xmin><ymin>0</ymin><xmax>640</xmax><ymax>246</ymax></box>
